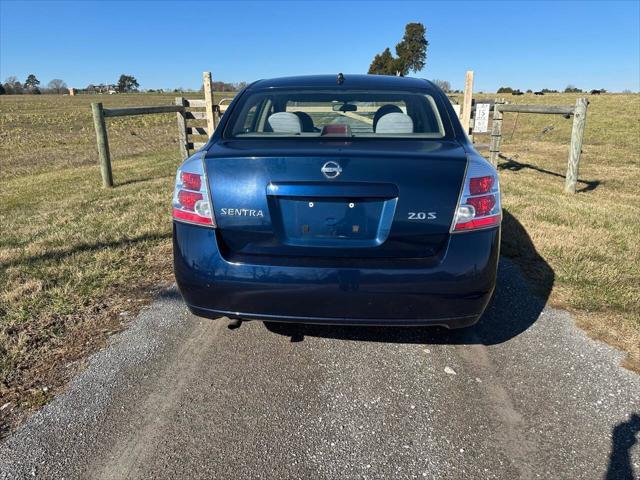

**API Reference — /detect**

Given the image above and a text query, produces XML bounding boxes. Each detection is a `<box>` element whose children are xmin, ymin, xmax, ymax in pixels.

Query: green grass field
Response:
<box><xmin>463</xmin><ymin>92</ymin><xmax>640</xmax><ymax>370</ymax></box>
<box><xmin>1</xmin><ymin>92</ymin><xmax>639</xmax><ymax>434</ymax></box>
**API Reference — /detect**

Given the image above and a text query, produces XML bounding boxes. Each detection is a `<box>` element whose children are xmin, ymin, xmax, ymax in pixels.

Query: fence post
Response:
<box><xmin>203</xmin><ymin>72</ymin><xmax>216</xmax><ymax>137</ymax></box>
<box><xmin>565</xmin><ymin>97</ymin><xmax>588</xmax><ymax>194</ymax></box>
<box><xmin>489</xmin><ymin>99</ymin><xmax>505</xmax><ymax>166</ymax></box>
<box><xmin>91</xmin><ymin>102</ymin><xmax>113</xmax><ymax>187</ymax></box>
<box><xmin>175</xmin><ymin>97</ymin><xmax>189</xmax><ymax>159</ymax></box>
<box><xmin>461</xmin><ymin>70</ymin><xmax>474</xmax><ymax>133</ymax></box>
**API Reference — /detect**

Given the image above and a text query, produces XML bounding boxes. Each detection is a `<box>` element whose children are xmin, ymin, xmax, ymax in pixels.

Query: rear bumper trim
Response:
<box><xmin>186</xmin><ymin>304</ymin><xmax>480</xmax><ymax>329</ymax></box>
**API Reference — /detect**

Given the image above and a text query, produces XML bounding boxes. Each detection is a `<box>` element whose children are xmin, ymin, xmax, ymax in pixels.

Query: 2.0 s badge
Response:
<box><xmin>408</xmin><ymin>211</ymin><xmax>437</xmax><ymax>220</ymax></box>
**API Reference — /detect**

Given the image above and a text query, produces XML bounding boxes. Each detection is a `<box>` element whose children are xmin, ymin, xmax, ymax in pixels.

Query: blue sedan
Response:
<box><xmin>172</xmin><ymin>74</ymin><xmax>501</xmax><ymax>328</ymax></box>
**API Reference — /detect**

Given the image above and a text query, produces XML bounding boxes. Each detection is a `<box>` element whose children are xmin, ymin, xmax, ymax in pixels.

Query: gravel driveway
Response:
<box><xmin>1</xmin><ymin>259</ymin><xmax>638</xmax><ymax>479</ymax></box>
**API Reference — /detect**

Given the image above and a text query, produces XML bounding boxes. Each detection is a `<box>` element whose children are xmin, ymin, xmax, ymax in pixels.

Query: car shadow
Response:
<box><xmin>263</xmin><ymin>209</ymin><xmax>554</xmax><ymax>346</ymax></box>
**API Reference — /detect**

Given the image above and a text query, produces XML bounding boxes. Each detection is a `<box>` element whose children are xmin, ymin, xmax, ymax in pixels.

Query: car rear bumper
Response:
<box><xmin>173</xmin><ymin>222</ymin><xmax>500</xmax><ymax>328</ymax></box>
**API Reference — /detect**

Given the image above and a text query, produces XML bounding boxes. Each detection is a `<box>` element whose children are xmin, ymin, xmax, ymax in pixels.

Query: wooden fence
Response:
<box><xmin>451</xmin><ymin>71</ymin><xmax>589</xmax><ymax>193</ymax></box>
<box><xmin>91</xmin><ymin>72</ymin><xmax>220</xmax><ymax>187</ymax></box>
<box><xmin>487</xmin><ymin>98</ymin><xmax>589</xmax><ymax>193</ymax></box>
<box><xmin>92</xmin><ymin>69</ymin><xmax>588</xmax><ymax>194</ymax></box>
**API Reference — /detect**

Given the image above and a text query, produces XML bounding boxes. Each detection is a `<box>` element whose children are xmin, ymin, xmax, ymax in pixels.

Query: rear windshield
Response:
<box><xmin>224</xmin><ymin>89</ymin><xmax>448</xmax><ymax>139</ymax></box>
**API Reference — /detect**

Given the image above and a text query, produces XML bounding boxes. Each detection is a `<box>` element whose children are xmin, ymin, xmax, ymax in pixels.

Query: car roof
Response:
<box><xmin>249</xmin><ymin>74</ymin><xmax>434</xmax><ymax>91</ymax></box>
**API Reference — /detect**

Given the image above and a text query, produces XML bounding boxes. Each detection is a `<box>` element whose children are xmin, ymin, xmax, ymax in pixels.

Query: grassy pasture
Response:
<box><xmin>0</xmin><ymin>92</ymin><xmax>232</xmax><ymax>179</ymax></box>
<box><xmin>465</xmin><ymin>92</ymin><xmax>640</xmax><ymax>369</ymax></box>
<box><xmin>0</xmin><ymin>92</ymin><xmax>639</xmax><ymax>435</ymax></box>
<box><xmin>0</xmin><ymin>92</ymin><xmax>223</xmax><ymax>433</ymax></box>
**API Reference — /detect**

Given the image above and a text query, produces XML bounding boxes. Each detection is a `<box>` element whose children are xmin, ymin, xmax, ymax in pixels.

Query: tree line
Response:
<box><xmin>1</xmin><ymin>75</ymin><xmax>67</xmax><ymax>95</ymax></box>
<box><xmin>5</xmin><ymin>37</ymin><xmax>633</xmax><ymax>96</ymax></box>
<box><xmin>0</xmin><ymin>72</ymin><xmax>249</xmax><ymax>95</ymax></box>
<box><xmin>496</xmin><ymin>85</ymin><xmax>611</xmax><ymax>94</ymax></box>
<box><xmin>0</xmin><ymin>73</ymin><xmax>141</xmax><ymax>95</ymax></box>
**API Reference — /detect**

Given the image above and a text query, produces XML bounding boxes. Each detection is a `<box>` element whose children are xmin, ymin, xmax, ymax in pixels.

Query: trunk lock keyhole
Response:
<box><xmin>348</xmin><ymin>202</ymin><xmax>355</xmax><ymax>208</ymax></box>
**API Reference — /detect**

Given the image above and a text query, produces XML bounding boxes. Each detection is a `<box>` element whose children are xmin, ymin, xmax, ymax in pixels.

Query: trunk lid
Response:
<box><xmin>205</xmin><ymin>139</ymin><xmax>467</xmax><ymax>259</ymax></box>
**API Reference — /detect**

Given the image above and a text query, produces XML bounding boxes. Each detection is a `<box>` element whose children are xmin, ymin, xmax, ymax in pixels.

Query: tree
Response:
<box><xmin>3</xmin><ymin>76</ymin><xmax>23</xmax><ymax>94</ymax></box>
<box><xmin>0</xmin><ymin>84</ymin><xmax>5</xmax><ymax>95</ymax></box>
<box><xmin>117</xmin><ymin>74</ymin><xmax>139</xmax><ymax>93</ymax></box>
<box><xmin>432</xmin><ymin>79</ymin><xmax>451</xmax><ymax>92</ymax></box>
<box><xmin>368</xmin><ymin>23</ymin><xmax>428</xmax><ymax>76</ymax></box>
<box><xmin>48</xmin><ymin>79</ymin><xmax>67</xmax><ymax>94</ymax></box>
<box><xmin>368</xmin><ymin>48</ymin><xmax>399</xmax><ymax>75</ymax></box>
<box><xmin>497</xmin><ymin>86</ymin><xmax>514</xmax><ymax>93</ymax></box>
<box><xmin>564</xmin><ymin>84</ymin><xmax>583</xmax><ymax>93</ymax></box>
<box><xmin>395</xmin><ymin>23</ymin><xmax>428</xmax><ymax>75</ymax></box>
<box><xmin>24</xmin><ymin>74</ymin><xmax>40</xmax><ymax>90</ymax></box>
<box><xmin>202</xmin><ymin>80</ymin><xmax>249</xmax><ymax>92</ymax></box>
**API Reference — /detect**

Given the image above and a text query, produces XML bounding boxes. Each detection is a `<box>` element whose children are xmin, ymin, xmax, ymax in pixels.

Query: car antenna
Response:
<box><xmin>337</xmin><ymin>73</ymin><xmax>344</xmax><ymax>85</ymax></box>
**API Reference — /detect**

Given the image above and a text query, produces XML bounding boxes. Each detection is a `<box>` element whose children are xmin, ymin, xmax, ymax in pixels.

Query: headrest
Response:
<box><xmin>293</xmin><ymin>111</ymin><xmax>315</xmax><ymax>132</ymax></box>
<box><xmin>267</xmin><ymin>112</ymin><xmax>302</xmax><ymax>133</ymax></box>
<box><xmin>375</xmin><ymin>112</ymin><xmax>414</xmax><ymax>134</ymax></box>
<box><xmin>373</xmin><ymin>104</ymin><xmax>403</xmax><ymax>131</ymax></box>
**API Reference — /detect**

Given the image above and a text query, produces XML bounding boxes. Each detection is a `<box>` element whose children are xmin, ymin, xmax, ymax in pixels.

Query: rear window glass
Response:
<box><xmin>225</xmin><ymin>89</ymin><xmax>447</xmax><ymax>139</ymax></box>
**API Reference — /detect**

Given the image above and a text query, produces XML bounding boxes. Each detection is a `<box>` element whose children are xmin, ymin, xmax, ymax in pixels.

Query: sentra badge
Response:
<box><xmin>220</xmin><ymin>208</ymin><xmax>264</xmax><ymax>217</ymax></box>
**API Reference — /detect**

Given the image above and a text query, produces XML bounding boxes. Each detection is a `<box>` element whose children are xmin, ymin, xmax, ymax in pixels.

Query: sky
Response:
<box><xmin>1</xmin><ymin>0</ymin><xmax>639</xmax><ymax>92</ymax></box>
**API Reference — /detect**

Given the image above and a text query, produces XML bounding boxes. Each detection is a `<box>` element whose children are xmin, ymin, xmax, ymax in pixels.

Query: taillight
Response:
<box><xmin>467</xmin><ymin>195</ymin><xmax>496</xmax><ymax>216</ymax></box>
<box><xmin>177</xmin><ymin>190</ymin><xmax>202</xmax><ymax>210</ymax></box>
<box><xmin>451</xmin><ymin>156</ymin><xmax>501</xmax><ymax>233</ymax></box>
<box><xmin>181</xmin><ymin>172</ymin><xmax>202</xmax><ymax>191</ymax></box>
<box><xmin>172</xmin><ymin>155</ymin><xmax>215</xmax><ymax>227</ymax></box>
<box><xmin>469</xmin><ymin>176</ymin><xmax>494</xmax><ymax>195</ymax></box>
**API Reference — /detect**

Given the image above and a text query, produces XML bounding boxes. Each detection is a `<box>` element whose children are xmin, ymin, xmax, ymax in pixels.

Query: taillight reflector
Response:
<box><xmin>172</xmin><ymin>208</ymin><xmax>213</xmax><ymax>225</ymax></box>
<box><xmin>454</xmin><ymin>215</ymin><xmax>501</xmax><ymax>231</ymax></box>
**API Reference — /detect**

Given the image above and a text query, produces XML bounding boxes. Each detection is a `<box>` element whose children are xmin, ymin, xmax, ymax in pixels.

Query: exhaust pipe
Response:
<box><xmin>227</xmin><ymin>318</ymin><xmax>243</xmax><ymax>330</ymax></box>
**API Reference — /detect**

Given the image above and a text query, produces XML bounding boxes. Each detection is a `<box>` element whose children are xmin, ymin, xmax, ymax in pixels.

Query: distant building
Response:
<box><xmin>84</xmin><ymin>83</ymin><xmax>118</xmax><ymax>94</ymax></box>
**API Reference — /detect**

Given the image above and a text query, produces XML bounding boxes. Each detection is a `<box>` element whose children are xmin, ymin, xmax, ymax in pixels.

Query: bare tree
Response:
<box><xmin>47</xmin><ymin>79</ymin><xmax>68</xmax><ymax>94</ymax></box>
<box><xmin>3</xmin><ymin>76</ymin><xmax>23</xmax><ymax>94</ymax></box>
<box><xmin>432</xmin><ymin>79</ymin><xmax>451</xmax><ymax>92</ymax></box>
